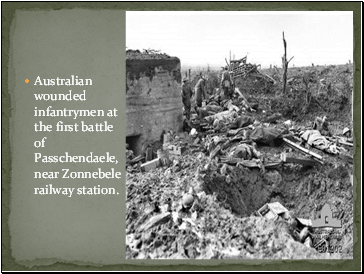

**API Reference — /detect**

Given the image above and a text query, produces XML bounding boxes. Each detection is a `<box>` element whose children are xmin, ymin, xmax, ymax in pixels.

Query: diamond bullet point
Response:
<box><xmin>25</xmin><ymin>79</ymin><xmax>29</xmax><ymax>83</ymax></box>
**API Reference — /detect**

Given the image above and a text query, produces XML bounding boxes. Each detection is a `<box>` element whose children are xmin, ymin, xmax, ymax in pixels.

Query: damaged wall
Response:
<box><xmin>126</xmin><ymin>54</ymin><xmax>183</xmax><ymax>156</ymax></box>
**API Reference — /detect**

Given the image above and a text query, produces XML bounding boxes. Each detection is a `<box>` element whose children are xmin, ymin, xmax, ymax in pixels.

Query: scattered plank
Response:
<box><xmin>283</xmin><ymin>137</ymin><xmax>323</xmax><ymax>161</ymax></box>
<box><xmin>264</xmin><ymin>74</ymin><xmax>277</xmax><ymax>84</ymax></box>
<box><xmin>140</xmin><ymin>158</ymin><xmax>160</xmax><ymax>172</ymax></box>
<box><xmin>234</xmin><ymin>88</ymin><xmax>253</xmax><ymax>111</ymax></box>
<box><xmin>338</xmin><ymin>140</ymin><xmax>353</xmax><ymax>147</ymax></box>
<box><xmin>264</xmin><ymin>162</ymin><xmax>282</xmax><ymax>169</ymax></box>
<box><xmin>281</xmin><ymin>153</ymin><xmax>317</xmax><ymax>166</ymax></box>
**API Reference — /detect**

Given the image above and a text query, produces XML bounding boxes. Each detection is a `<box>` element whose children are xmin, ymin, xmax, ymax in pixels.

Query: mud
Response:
<box><xmin>203</xmin><ymin>167</ymin><xmax>278</xmax><ymax>216</ymax></box>
<box><xmin>126</xmin><ymin>63</ymin><xmax>354</xmax><ymax>259</ymax></box>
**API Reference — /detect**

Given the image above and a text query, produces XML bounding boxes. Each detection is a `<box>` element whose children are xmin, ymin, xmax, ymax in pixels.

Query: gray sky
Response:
<box><xmin>126</xmin><ymin>11</ymin><xmax>353</xmax><ymax>69</ymax></box>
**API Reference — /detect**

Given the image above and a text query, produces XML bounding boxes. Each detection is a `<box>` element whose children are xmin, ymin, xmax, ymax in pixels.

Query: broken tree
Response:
<box><xmin>282</xmin><ymin>32</ymin><xmax>294</xmax><ymax>94</ymax></box>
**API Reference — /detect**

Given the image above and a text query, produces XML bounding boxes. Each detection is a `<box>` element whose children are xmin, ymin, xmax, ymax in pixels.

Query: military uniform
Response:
<box><xmin>181</xmin><ymin>79</ymin><xmax>193</xmax><ymax>120</ymax></box>
<box><xmin>221</xmin><ymin>68</ymin><xmax>232</xmax><ymax>100</ymax></box>
<box><xmin>194</xmin><ymin>78</ymin><xmax>206</xmax><ymax>107</ymax></box>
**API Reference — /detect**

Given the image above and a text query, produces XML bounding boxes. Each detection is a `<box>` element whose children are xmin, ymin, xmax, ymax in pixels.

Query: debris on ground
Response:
<box><xmin>126</xmin><ymin>63</ymin><xmax>353</xmax><ymax>259</ymax></box>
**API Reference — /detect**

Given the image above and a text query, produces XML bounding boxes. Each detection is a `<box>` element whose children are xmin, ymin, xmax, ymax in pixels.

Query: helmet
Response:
<box><xmin>343</xmin><ymin>127</ymin><xmax>350</xmax><ymax>135</ymax></box>
<box><xmin>182</xmin><ymin>193</ymin><xmax>194</xmax><ymax>208</ymax></box>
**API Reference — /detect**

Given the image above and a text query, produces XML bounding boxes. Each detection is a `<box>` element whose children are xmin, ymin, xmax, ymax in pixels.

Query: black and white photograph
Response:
<box><xmin>125</xmin><ymin>11</ymin><xmax>354</xmax><ymax>259</ymax></box>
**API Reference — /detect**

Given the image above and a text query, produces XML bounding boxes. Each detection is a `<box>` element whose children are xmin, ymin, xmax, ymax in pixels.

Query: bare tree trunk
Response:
<box><xmin>282</xmin><ymin>32</ymin><xmax>287</xmax><ymax>94</ymax></box>
<box><xmin>282</xmin><ymin>32</ymin><xmax>294</xmax><ymax>94</ymax></box>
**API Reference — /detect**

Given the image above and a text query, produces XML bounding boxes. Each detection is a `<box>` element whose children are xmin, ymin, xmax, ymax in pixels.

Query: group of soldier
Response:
<box><xmin>181</xmin><ymin>66</ymin><xmax>234</xmax><ymax>121</ymax></box>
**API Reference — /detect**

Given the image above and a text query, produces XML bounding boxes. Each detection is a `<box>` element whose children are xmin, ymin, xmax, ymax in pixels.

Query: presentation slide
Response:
<box><xmin>1</xmin><ymin>2</ymin><xmax>361</xmax><ymax>272</ymax></box>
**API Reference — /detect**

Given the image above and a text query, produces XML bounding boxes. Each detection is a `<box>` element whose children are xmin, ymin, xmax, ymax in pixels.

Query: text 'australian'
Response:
<box><xmin>34</xmin><ymin>75</ymin><xmax>92</xmax><ymax>86</ymax></box>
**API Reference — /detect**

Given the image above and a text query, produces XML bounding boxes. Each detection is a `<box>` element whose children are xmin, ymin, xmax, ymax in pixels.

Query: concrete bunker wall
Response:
<box><xmin>126</xmin><ymin>57</ymin><xmax>182</xmax><ymax>156</ymax></box>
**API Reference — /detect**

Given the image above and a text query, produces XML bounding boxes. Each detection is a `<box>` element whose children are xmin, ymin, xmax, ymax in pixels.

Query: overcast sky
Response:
<box><xmin>126</xmin><ymin>11</ymin><xmax>353</xmax><ymax>69</ymax></box>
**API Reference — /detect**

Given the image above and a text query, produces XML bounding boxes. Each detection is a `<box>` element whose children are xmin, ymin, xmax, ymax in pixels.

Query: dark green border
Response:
<box><xmin>1</xmin><ymin>1</ymin><xmax>361</xmax><ymax>271</ymax></box>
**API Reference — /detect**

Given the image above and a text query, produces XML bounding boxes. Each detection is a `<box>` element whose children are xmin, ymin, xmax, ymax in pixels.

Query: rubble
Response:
<box><xmin>138</xmin><ymin>212</ymin><xmax>172</xmax><ymax>232</ymax></box>
<box><xmin>257</xmin><ymin>202</ymin><xmax>289</xmax><ymax>220</ymax></box>
<box><xmin>126</xmin><ymin>62</ymin><xmax>353</xmax><ymax>260</ymax></box>
<box><xmin>140</xmin><ymin>158</ymin><xmax>161</xmax><ymax>172</ymax></box>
